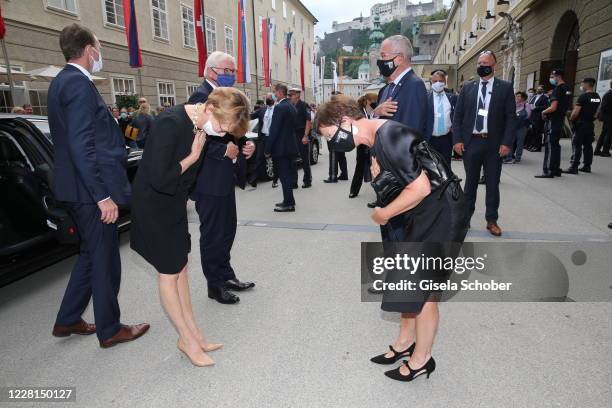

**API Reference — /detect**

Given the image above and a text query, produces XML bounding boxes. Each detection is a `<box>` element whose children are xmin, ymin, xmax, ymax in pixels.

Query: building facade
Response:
<box><xmin>0</xmin><ymin>0</ymin><xmax>317</xmax><ymax>113</ymax></box>
<box><xmin>431</xmin><ymin>0</ymin><xmax>612</xmax><ymax>98</ymax></box>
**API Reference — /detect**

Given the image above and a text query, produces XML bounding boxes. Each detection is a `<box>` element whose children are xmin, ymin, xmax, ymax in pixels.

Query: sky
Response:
<box><xmin>302</xmin><ymin>0</ymin><xmax>453</xmax><ymax>38</ymax></box>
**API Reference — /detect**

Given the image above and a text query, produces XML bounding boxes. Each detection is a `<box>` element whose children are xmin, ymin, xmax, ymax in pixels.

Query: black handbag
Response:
<box><xmin>371</xmin><ymin>169</ymin><xmax>404</xmax><ymax>207</ymax></box>
<box><xmin>413</xmin><ymin>140</ymin><xmax>463</xmax><ymax>200</ymax></box>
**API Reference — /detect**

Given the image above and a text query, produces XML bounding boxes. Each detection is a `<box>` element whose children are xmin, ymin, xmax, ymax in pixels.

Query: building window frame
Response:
<box><xmin>151</xmin><ymin>0</ymin><xmax>170</xmax><ymax>43</ymax></box>
<box><xmin>271</xmin><ymin>0</ymin><xmax>276</xmax><ymax>11</ymax></box>
<box><xmin>157</xmin><ymin>80</ymin><xmax>176</xmax><ymax>107</ymax></box>
<box><xmin>103</xmin><ymin>0</ymin><xmax>125</xmax><ymax>28</ymax></box>
<box><xmin>111</xmin><ymin>75</ymin><xmax>137</xmax><ymax>102</ymax></box>
<box><xmin>224</xmin><ymin>25</ymin><xmax>234</xmax><ymax>57</ymax></box>
<box><xmin>181</xmin><ymin>3</ymin><xmax>196</xmax><ymax>49</ymax></box>
<box><xmin>186</xmin><ymin>82</ymin><xmax>200</xmax><ymax>99</ymax></box>
<box><xmin>205</xmin><ymin>15</ymin><xmax>217</xmax><ymax>56</ymax></box>
<box><xmin>45</xmin><ymin>0</ymin><xmax>79</xmax><ymax>16</ymax></box>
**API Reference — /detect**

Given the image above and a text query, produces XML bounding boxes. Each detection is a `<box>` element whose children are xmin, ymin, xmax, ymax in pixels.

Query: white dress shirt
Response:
<box><xmin>392</xmin><ymin>66</ymin><xmax>412</xmax><ymax>86</ymax></box>
<box><xmin>68</xmin><ymin>63</ymin><xmax>93</xmax><ymax>82</ymax></box>
<box><xmin>262</xmin><ymin>105</ymin><xmax>275</xmax><ymax>135</ymax></box>
<box><xmin>473</xmin><ymin>77</ymin><xmax>495</xmax><ymax>134</ymax></box>
<box><xmin>432</xmin><ymin>91</ymin><xmax>452</xmax><ymax>136</ymax></box>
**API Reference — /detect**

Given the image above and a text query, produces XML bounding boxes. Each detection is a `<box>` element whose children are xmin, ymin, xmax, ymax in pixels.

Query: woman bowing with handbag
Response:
<box><xmin>315</xmin><ymin>95</ymin><xmax>469</xmax><ymax>382</ymax></box>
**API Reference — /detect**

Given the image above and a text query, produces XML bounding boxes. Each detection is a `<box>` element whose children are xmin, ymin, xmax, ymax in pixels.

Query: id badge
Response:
<box><xmin>478</xmin><ymin>109</ymin><xmax>488</xmax><ymax>117</ymax></box>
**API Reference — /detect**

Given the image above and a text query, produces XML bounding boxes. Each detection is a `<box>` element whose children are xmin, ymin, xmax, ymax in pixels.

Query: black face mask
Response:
<box><xmin>329</xmin><ymin>124</ymin><xmax>356</xmax><ymax>152</ymax></box>
<box><xmin>265</xmin><ymin>98</ymin><xmax>274</xmax><ymax>106</ymax></box>
<box><xmin>477</xmin><ymin>65</ymin><xmax>493</xmax><ymax>78</ymax></box>
<box><xmin>376</xmin><ymin>56</ymin><xmax>398</xmax><ymax>78</ymax></box>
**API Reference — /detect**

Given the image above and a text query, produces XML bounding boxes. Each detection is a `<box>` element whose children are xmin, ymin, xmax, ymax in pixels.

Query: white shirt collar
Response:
<box><xmin>206</xmin><ymin>79</ymin><xmax>218</xmax><ymax>89</ymax></box>
<box><xmin>392</xmin><ymin>66</ymin><xmax>412</xmax><ymax>85</ymax></box>
<box><xmin>479</xmin><ymin>76</ymin><xmax>494</xmax><ymax>87</ymax></box>
<box><xmin>68</xmin><ymin>63</ymin><xmax>93</xmax><ymax>82</ymax></box>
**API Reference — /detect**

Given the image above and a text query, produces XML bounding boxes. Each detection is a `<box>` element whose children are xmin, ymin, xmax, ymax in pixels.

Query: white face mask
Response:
<box><xmin>90</xmin><ymin>47</ymin><xmax>103</xmax><ymax>74</ymax></box>
<box><xmin>431</xmin><ymin>81</ymin><xmax>445</xmax><ymax>93</ymax></box>
<box><xmin>203</xmin><ymin>120</ymin><xmax>226</xmax><ymax>137</ymax></box>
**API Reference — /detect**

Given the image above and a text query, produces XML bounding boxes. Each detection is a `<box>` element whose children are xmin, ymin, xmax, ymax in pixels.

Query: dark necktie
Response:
<box><xmin>382</xmin><ymin>82</ymin><xmax>396</xmax><ymax>102</ymax></box>
<box><xmin>475</xmin><ymin>81</ymin><xmax>488</xmax><ymax>132</ymax></box>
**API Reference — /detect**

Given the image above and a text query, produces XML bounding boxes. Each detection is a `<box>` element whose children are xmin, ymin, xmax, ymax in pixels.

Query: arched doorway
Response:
<box><xmin>541</xmin><ymin>10</ymin><xmax>579</xmax><ymax>89</ymax></box>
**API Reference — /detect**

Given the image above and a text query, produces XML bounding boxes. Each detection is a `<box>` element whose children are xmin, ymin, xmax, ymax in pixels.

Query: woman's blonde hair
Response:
<box><xmin>206</xmin><ymin>87</ymin><xmax>251</xmax><ymax>136</ymax></box>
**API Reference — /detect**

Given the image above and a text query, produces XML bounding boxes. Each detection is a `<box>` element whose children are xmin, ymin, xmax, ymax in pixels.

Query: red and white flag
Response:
<box><xmin>194</xmin><ymin>0</ymin><xmax>207</xmax><ymax>77</ymax></box>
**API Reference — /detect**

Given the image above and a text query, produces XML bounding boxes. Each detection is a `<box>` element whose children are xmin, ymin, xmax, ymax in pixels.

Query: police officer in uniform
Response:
<box><xmin>535</xmin><ymin>69</ymin><xmax>572</xmax><ymax>178</ymax></box>
<box><xmin>289</xmin><ymin>88</ymin><xmax>313</xmax><ymax>188</ymax></box>
<box><xmin>562</xmin><ymin>78</ymin><xmax>600</xmax><ymax>174</ymax></box>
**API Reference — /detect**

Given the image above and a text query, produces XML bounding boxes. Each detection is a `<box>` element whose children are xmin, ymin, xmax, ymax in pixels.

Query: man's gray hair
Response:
<box><xmin>204</xmin><ymin>51</ymin><xmax>236</xmax><ymax>76</ymax></box>
<box><xmin>384</xmin><ymin>35</ymin><xmax>413</xmax><ymax>59</ymax></box>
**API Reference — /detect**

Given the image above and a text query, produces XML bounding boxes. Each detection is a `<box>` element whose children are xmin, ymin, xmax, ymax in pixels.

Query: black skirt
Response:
<box><xmin>380</xmin><ymin>188</ymin><xmax>469</xmax><ymax>314</ymax></box>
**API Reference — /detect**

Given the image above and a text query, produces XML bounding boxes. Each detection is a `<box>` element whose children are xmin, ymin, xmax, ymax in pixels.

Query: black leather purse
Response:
<box><xmin>371</xmin><ymin>170</ymin><xmax>404</xmax><ymax>207</ymax></box>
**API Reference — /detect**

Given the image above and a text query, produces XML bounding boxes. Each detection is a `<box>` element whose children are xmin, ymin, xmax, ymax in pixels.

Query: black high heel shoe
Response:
<box><xmin>384</xmin><ymin>357</ymin><xmax>436</xmax><ymax>382</ymax></box>
<box><xmin>370</xmin><ymin>343</ymin><xmax>415</xmax><ymax>365</ymax></box>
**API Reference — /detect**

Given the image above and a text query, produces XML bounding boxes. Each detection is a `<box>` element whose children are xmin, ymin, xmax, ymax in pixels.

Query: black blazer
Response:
<box><xmin>47</xmin><ymin>64</ymin><xmax>130</xmax><ymax>204</ymax></box>
<box><xmin>377</xmin><ymin>69</ymin><xmax>431</xmax><ymax>139</ymax></box>
<box><xmin>264</xmin><ymin>99</ymin><xmax>298</xmax><ymax>157</ymax></box>
<box><xmin>250</xmin><ymin>107</ymin><xmax>265</xmax><ymax>137</ymax></box>
<box><xmin>187</xmin><ymin>80</ymin><xmax>248</xmax><ymax>198</ymax></box>
<box><xmin>452</xmin><ymin>78</ymin><xmax>516</xmax><ymax>148</ymax></box>
<box><xmin>426</xmin><ymin>91</ymin><xmax>457</xmax><ymax>140</ymax></box>
<box><xmin>599</xmin><ymin>89</ymin><xmax>612</xmax><ymax>123</ymax></box>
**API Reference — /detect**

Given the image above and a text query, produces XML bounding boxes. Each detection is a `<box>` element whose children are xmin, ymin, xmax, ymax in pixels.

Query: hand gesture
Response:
<box><xmin>225</xmin><ymin>142</ymin><xmax>239</xmax><ymax>160</ymax></box>
<box><xmin>243</xmin><ymin>141</ymin><xmax>256</xmax><ymax>159</ymax></box>
<box><xmin>97</xmin><ymin>198</ymin><xmax>119</xmax><ymax>224</ymax></box>
<box><xmin>453</xmin><ymin>143</ymin><xmax>465</xmax><ymax>156</ymax></box>
<box><xmin>499</xmin><ymin>145</ymin><xmax>511</xmax><ymax>157</ymax></box>
<box><xmin>190</xmin><ymin>131</ymin><xmax>206</xmax><ymax>161</ymax></box>
<box><xmin>373</xmin><ymin>97</ymin><xmax>398</xmax><ymax>117</ymax></box>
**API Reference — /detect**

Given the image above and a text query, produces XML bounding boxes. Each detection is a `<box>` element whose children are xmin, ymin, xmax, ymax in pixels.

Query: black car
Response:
<box><xmin>0</xmin><ymin>115</ymin><xmax>142</xmax><ymax>287</ymax></box>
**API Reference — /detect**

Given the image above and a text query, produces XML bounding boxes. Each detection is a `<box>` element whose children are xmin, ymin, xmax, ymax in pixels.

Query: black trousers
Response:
<box><xmin>327</xmin><ymin>141</ymin><xmax>347</xmax><ymax>179</ymax></box>
<box><xmin>195</xmin><ymin>193</ymin><xmax>237</xmax><ymax>289</ymax></box>
<box><xmin>274</xmin><ymin>156</ymin><xmax>296</xmax><ymax>206</ymax></box>
<box><xmin>297</xmin><ymin>140</ymin><xmax>312</xmax><ymax>184</ymax></box>
<box><xmin>570</xmin><ymin>122</ymin><xmax>595</xmax><ymax>168</ymax></box>
<box><xmin>350</xmin><ymin>145</ymin><xmax>371</xmax><ymax>196</ymax></box>
<box><xmin>462</xmin><ymin>138</ymin><xmax>503</xmax><ymax>222</ymax></box>
<box><xmin>428</xmin><ymin>132</ymin><xmax>453</xmax><ymax>165</ymax></box>
<box><xmin>543</xmin><ymin>118</ymin><xmax>563</xmax><ymax>174</ymax></box>
<box><xmin>595</xmin><ymin>121</ymin><xmax>611</xmax><ymax>154</ymax></box>
<box><xmin>55</xmin><ymin>203</ymin><xmax>121</xmax><ymax>340</ymax></box>
<box><xmin>527</xmin><ymin>114</ymin><xmax>545</xmax><ymax>149</ymax></box>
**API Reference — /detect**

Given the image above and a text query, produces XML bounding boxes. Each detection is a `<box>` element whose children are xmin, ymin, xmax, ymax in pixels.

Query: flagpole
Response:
<box><xmin>1</xmin><ymin>38</ymin><xmax>16</xmax><ymax>107</ymax></box>
<box><xmin>249</xmin><ymin>0</ymin><xmax>259</xmax><ymax>101</ymax></box>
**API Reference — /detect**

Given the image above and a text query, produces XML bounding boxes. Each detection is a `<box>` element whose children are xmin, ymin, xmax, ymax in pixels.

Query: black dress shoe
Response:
<box><xmin>553</xmin><ymin>170</ymin><xmax>562</xmax><ymax>177</ymax></box>
<box><xmin>534</xmin><ymin>173</ymin><xmax>554</xmax><ymax>178</ymax></box>
<box><xmin>225</xmin><ymin>278</ymin><xmax>255</xmax><ymax>291</ymax></box>
<box><xmin>608</xmin><ymin>222</ymin><xmax>612</xmax><ymax>229</ymax></box>
<box><xmin>562</xmin><ymin>167</ymin><xmax>578</xmax><ymax>174</ymax></box>
<box><xmin>338</xmin><ymin>174</ymin><xmax>349</xmax><ymax>181</ymax></box>
<box><xmin>384</xmin><ymin>357</ymin><xmax>436</xmax><ymax>382</ymax></box>
<box><xmin>292</xmin><ymin>183</ymin><xmax>299</xmax><ymax>189</ymax></box>
<box><xmin>208</xmin><ymin>287</ymin><xmax>240</xmax><ymax>304</ymax></box>
<box><xmin>371</xmin><ymin>344</ymin><xmax>415</xmax><ymax>365</ymax></box>
<box><xmin>601</xmin><ymin>152</ymin><xmax>612</xmax><ymax>157</ymax></box>
<box><xmin>578</xmin><ymin>166</ymin><xmax>591</xmax><ymax>173</ymax></box>
<box><xmin>302</xmin><ymin>183</ymin><xmax>312</xmax><ymax>188</ymax></box>
<box><xmin>323</xmin><ymin>178</ymin><xmax>338</xmax><ymax>183</ymax></box>
<box><xmin>367</xmin><ymin>201</ymin><xmax>377</xmax><ymax>208</ymax></box>
<box><xmin>274</xmin><ymin>205</ymin><xmax>295</xmax><ymax>212</ymax></box>
<box><xmin>272</xmin><ymin>181</ymin><xmax>278</xmax><ymax>188</ymax></box>
<box><xmin>593</xmin><ymin>151</ymin><xmax>601</xmax><ymax>156</ymax></box>
<box><xmin>349</xmin><ymin>193</ymin><xmax>358</xmax><ymax>198</ymax></box>
<box><xmin>248</xmin><ymin>181</ymin><xmax>257</xmax><ymax>188</ymax></box>
<box><xmin>275</xmin><ymin>202</ymin><xmax>286</xmax><ymax>207</ymax></box>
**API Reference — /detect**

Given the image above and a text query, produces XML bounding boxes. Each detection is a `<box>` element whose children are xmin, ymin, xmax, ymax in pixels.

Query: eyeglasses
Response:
<box><xmin>212</xmin><ymin>67</ymin><xmax>237</xmax><ymax>75</ymax></box>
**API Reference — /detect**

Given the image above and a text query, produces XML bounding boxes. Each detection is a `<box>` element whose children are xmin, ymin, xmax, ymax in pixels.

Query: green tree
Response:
<box><xmin>115</xmin><ymin>94</ymin><xmax>139</xmax><ymax>109</ymax></box>
<box><xmin>418</xmin><ymin>8</ymin><xmax>450</xmax><ymax>22</ymax></box>
<box><xmin>381</xmin><ymin>20</ymin><xmax>402</xmax><ymax>38</ymax></box>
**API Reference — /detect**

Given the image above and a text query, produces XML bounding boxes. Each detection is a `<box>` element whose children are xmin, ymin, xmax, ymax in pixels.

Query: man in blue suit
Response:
<box><xmin>373</xmin><ymin>35</ymin><xmax>431</xmax><ymax>140</ymax></box>
<box><xmin>49</xmin><ymin>24</ymin><xmax>149</xmax><ymax>347</ymax></box>
<box><xmin>427</xmin><ymin>69</ymin><xmax>457</xmax><ymax>164</ymax></box>
<box><xmin>265</xmin><ymin>83</ymin><xmax>299</xmax><ymax>212</ymax></box>
<box><xmin>188</xmin><ymin>51</ymin><xmax>256</xmax><ymax>305</ymax></box>
<box><xmin>452</xmin><ymin>51</ymin><xmax>516</xmax><ymax>237</ymax></box>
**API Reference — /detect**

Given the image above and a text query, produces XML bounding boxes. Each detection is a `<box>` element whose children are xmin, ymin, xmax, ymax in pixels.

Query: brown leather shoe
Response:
<box><xmin>52</xmin><ymin>319</ymin><xmax>96</xmax><ymax>337</ymax></box>
<box><xmin>486</xmin><ymin>221</ymin><xmax>502</xmax><ymax>237</ymax></box>
<box><xmin>99</xmin><ymin>323</ymin><xmax>150</xmax><ymax>348</ymax></box>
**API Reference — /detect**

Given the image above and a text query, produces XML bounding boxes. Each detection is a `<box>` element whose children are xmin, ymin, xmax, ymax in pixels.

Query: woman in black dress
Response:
<box><xmin>130</xmin><ymin>87</ymin><xmax>251</xmax><ymax>367</ymax></box>
<box><xmin>316</xmin><ymin>95</ymin><xmax>469</xmax><ymax>382</ymax></box>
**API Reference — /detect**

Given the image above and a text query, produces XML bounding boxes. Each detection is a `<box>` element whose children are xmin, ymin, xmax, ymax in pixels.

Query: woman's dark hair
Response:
<box><xmin>515</xmin><ymin>91</ymin><xmax>527</xmax><ymax>100</ymax></box>
<box><xmin>59</xmin><ymin>24</ymin><xmax>96</xmax><ymax>62</ymax></box>
<box><xmin>357</xmin><ymin>93</ymin><xmax>378</xmax><ymax>110</ymax></box>
<box><xmin>315</xmin><ymin>95</ymin><xmax>365</xmax><ymax>129</ymax></box>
